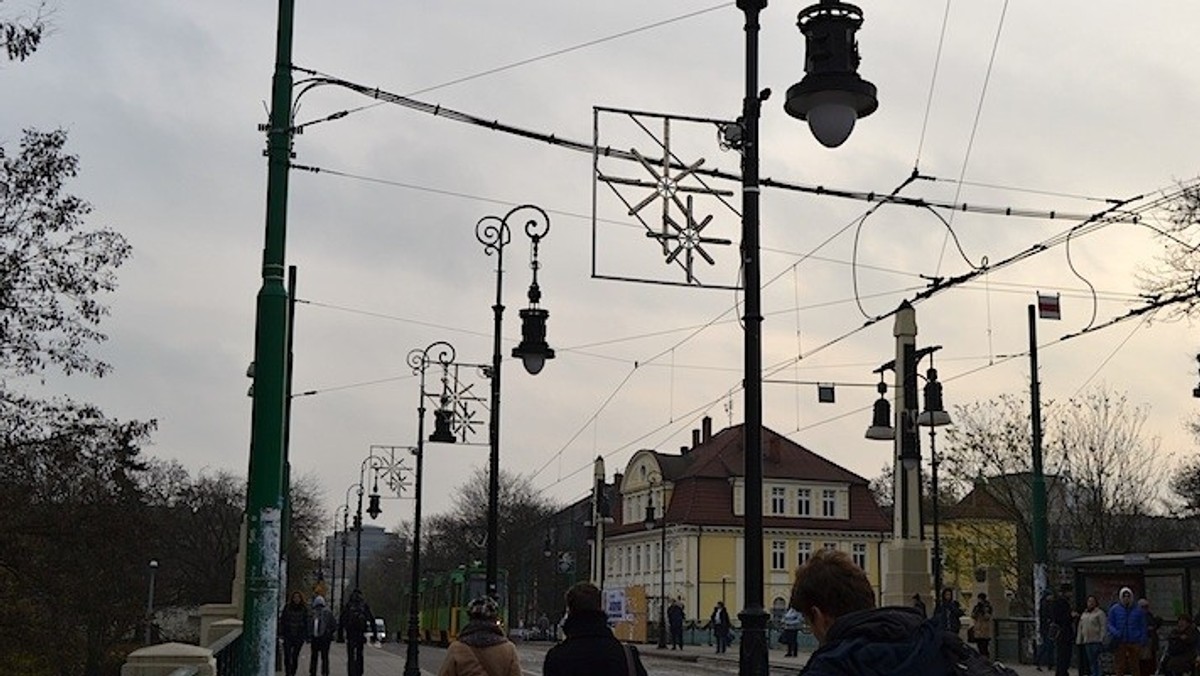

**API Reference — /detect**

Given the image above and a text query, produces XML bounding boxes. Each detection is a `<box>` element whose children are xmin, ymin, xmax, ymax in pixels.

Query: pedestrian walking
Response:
<box><xmin>971</xmin><ymin>593</ymin><xmax>995</xmax><ymax>658</ymax></box>
<box><xmin>932</xmin><ymin>587</ymin><xmax>964</xmax><ymax>635</ymax></box>
<box><xmin>309</xmin><ymin>595</ymin><xmax>337</xmax><ymax>676</ymax></box>
<box><xmin>710</xmin><ymin>601</ymin><xmax>732</xmax><ymax>654</ymax></box>
<box><xmin>339</xmin><ymin>588</ymin><xmax>377</xmax><ymax>676</ymax></box>
<box><xmin>437</xmin><ymin>596</ymin><xmax>522</xmax><ymax>676</ymax></box>
<box><xmin>279</xmin><ymin>591</ymin><xmax>310</xmax><ymax>676</ymax></box>
<box><xmin>1074</xmin><ymin>594</ymin><xmax>1106</xmax><ymax>676</ymax></box>
<box><xmin>1107</xmin><ymin>587</ymin><xmax>1148</xmax><ymax>676</ymax></box>
<box><xmin>667</xmin><ymin>599</ymin><xmax>685</xmax><ymax>650</ymax></box>
<box><xmin>543</xmin><ymin>582</ymin><xmax>648</xmax><ymax>676</ymax></box>
<box><xmin>781</xmin><ymin>606</ymin><xmax>803</xmax><ymax>657</ymax></box>
<box><xmin>1051</xmin><ymin>585</ymin><xmax>1077</xmax><ymax>676</ymax></box>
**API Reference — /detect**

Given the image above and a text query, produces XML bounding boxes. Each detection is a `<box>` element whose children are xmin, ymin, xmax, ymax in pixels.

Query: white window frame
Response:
<box><xmin>797</xmin><ymin>541</ymin><xmax>812</xmax><ymax>566</ymax></box>
<box><xmin>770</xmin><ymin>486</ymin><xmax>786</xmax><ymax>515</ymax></box>
<box><xmin>771</xmin><ymin>540</ymin><xmax>787</xmax><ymax>570</ymax></box>
<box><xmin>822</xmin><ymin>489</ymin><xmax>837</xmax><ymax>517</ymax></box>
<box><xmin>797</xmin><ymin>488</ymin><xmax>812</xmax><ymax>516</ymax></box>
<box><xmin>852</xmin><ymin>542</ymin><xmax>867</xmax><ymax>569</ymax></box>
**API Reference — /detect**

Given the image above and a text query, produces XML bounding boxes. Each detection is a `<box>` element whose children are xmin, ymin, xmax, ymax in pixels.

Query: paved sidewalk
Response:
<box><xmin>298</xmin><ymin>641</ymin><xmax>434</xmax><ymax>676</ymax></box>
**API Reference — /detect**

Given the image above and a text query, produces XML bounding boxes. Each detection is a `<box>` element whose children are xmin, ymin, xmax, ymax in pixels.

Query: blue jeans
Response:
<box><xmin>1083</xmin><ymin>642</ymin><xmax>1102</xmax><ymax>676</ymax></box>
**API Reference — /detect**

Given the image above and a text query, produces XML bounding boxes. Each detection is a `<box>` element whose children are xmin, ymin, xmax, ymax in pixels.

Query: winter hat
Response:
<box><xmin>312</xmin><ymin>596</ymin><xmax>327</xmax><ymax>608</ymax></box>
<box><xmin>467</xmin><ymin>596</ymin><xmax>499</xmax><ymax>620</ymax></box>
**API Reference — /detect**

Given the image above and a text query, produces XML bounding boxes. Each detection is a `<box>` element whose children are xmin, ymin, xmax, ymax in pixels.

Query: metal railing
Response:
<box><xmin>209</xmin><ymin>627</ymin><xmax>244</xmax><ymax>676</ymax></box>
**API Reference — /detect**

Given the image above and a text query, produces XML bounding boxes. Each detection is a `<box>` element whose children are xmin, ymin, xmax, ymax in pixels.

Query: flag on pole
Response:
<box><xmin>1037</xmin><ymin>292</ymin><xmax>1061</xmax><ymax>320</ymax></box>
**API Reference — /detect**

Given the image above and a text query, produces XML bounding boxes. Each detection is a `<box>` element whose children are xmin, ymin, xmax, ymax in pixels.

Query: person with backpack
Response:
<box><xmin>437</xmin><ymin>596</ymin><xmax>522</xmax><ymax>676</ymax></box>
<box><xmin>278</xmin><ymin>590</ymin><xmax>310</xmax><ymax>676</ymax></box>
<box><xmin>309</xmin><ymin>596</ymin><xmax>337</xmax><ymax>676</ymax></box>
<box><xmin>339</xmin><ymin>588</ymin><xmax>377</xmax><ymax>676</ymax></box>
<box><xmin>791</xmin><ymin>549</ymin><xmax>1018</xmax><ymax>676</ymax></box>
<box><xmin>543</xmin><ymin>582</ymin><xmax>648</xmax><ymax>676</ymax></box>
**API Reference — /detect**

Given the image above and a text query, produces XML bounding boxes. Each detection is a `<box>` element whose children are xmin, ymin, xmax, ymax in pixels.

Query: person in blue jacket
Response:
<box><xmin>1107</xmin><ymin>587</ymin><xmax>1148</xmax><ymax>676</ymax></box>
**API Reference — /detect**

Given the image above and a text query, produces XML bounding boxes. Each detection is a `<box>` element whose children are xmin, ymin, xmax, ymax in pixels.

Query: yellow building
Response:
<box><xmin>602</xmin><ymin>418</ymin><xmax>890</xmax><ymax>627</ymax></box>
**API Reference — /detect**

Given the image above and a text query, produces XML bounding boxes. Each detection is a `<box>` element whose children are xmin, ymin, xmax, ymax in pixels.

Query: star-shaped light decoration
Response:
<box><xmin>647</xmin><ymin>194</ymin><xmax>729</xmax><ymax>285</ymax></box>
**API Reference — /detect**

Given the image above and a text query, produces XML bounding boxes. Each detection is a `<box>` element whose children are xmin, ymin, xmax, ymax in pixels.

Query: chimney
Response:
<box><xmin>692</xmin><ymin>428</ymin><xmax>701</xmax><ymax>448</ymax></box>
<box><xmin>702</xmin><ymin>415</ymin><xmax>713</xmax><ymax>442</ymax></box>
<box><xmin>680</xmin><ymin>445</ymin><xmax>690</xmax><ymax>455</ymax></box>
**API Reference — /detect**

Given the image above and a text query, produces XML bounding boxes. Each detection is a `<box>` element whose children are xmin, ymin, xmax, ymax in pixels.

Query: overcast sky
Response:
<box><xmin>5</xmin><ymin>1</ymin><xmax>1200</xmax><ymax>533</ymax></box>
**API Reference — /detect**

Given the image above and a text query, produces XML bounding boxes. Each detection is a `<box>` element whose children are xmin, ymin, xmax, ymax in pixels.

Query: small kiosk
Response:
<box><xmin>1069</xmin><ymin>551</ymin><xmax>1200</xmax><ymax>620</ymax></box>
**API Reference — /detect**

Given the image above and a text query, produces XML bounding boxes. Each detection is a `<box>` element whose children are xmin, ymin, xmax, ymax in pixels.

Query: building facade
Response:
<box><xmin>602</xmin><ymin>418</ymin><xmax>890</xmax><ymax>627</ymax></box>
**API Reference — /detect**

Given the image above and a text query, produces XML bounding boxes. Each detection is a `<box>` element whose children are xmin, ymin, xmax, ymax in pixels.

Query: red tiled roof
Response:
<box><xmin>607</xmin><ymin>424</ymin><xmax>890</xmax><ymax>534</ymax></box>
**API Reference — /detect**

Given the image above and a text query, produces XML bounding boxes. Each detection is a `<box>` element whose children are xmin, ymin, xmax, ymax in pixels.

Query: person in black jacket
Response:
<box><xmin>1050</xmin><ymin>584</ymin><xmax>1075</xmax><ymax>676</ymax></box>
<box><xmin>339</xmin><ymin>589</ymin><xmax>376</xmax><ymax>676</ymax></box>
<box><xmin>278</xmin><ymin>591</ymin><xmax>310</xmax><ymax>676</ymax></box>
<box><xmin>543</xmin><ymin>582</ymin><xmax>648</xmax><ymax>676</ymax></box>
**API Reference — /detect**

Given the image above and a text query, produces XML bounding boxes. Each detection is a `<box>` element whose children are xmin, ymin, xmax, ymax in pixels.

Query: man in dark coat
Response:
<box><xmin>339</xmin><ymin>589</ymin><xmax>376</xmax><ymax>676</ymax></box>
<box><xmin>1050</xmin><ymin>584</ymin><xmax>1075</xmax><ymax>676</ymax></box>
<box><xmin>710</xmin><ymin>601</ymin><xmax>732</xmax><ymax>654</ymax></box>
<box><xmin>666</xmin><ymin>599</ymin><xmax>685</xmax><ymax>650</ymax></box>
<box><xmin>278</xmin><ymin>591</ymin><xmax>310</xmax><ymax>676</ymax></box>
<box><xmin>308</xmin><ymin>596</ymin><xmax>337</xmax><ymax>676</ymax></box>
<box><xmin>793</xmin><ymin>549</ymin><xmax>957</xmax><ymax>676</ymax></box>
<box><xmin>931</xmin><ymin>587</ymin><xmax>963</xmax><ymax>635</ymax></box>
<box><xmin>543</xmin><ymin>582</ymin><xmax>648</xmax><ymax>676</ymax></box>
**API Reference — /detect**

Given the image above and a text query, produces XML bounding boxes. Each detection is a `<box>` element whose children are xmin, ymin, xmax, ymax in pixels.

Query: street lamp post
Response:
<box><xmin>475</xmin><ymin>204</ymin><xmax>554</xmax><ymax>600</ymax></box>
<box><xmin>732</xmin><ymin>2</ymin><xmax>875</xmax><ymax>674</ymax></box>
<box><xmin>404</xmin><ymin>341</ymin><xmax>459</xmax><ymax>676</ymax></box>
<box><xmin>145</xmin><ymin>559</ymin><xmax>158</xmax><ymax>645</ymax></box>
<box><xmin>866</xmin><ymin>328</ymin><xmax>951</xmax><ymax>598</ymax></box>
<box><xmin>643</xmin><ymin>481</ymin><xmax>668</xmax><ymax>650</ymax></box>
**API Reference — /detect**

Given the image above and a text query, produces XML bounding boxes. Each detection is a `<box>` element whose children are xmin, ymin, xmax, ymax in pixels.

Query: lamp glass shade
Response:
<box><xmin>916</xmin><ymin>409</ymin><xmax>952</xmax><ymax>427</ymax></box>
<box><xmin>807</xmin><ymin>102</ymin><xmax>857</xmax><ymax>148</ymax></box>
<box><xmin>644</xmin><ymin>504</ymin><xmax>657</xmax><ymax>531</ymax></box>
<box><xmin>520</xmin><ymin>353</ymin><xmax>546</xmax><ymax>375</ymax></box>
<box><xmin>901</xmin><ymin>456</ymin><xmax>920</xmax><ymax>472</ymax></box>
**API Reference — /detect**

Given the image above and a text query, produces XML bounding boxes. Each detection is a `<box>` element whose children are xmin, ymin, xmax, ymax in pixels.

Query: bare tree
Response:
<box><xmin>1135</xmin><ymin>183</ymin><xmax>1200</xmax><ymax>320</ymax></box>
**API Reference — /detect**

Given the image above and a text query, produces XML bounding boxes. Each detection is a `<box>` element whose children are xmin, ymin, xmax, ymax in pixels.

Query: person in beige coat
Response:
<box><xmin>970</xmin><ymin>592</ymin><xmax>995</xmax><ymax>658</ymax></box>
<box><xmin>437</xmin><ymin>597</ymin><xmax>522</xmax><ymax>676</ymax></box>
<box><xmin>1075</xmin><ymin>595</ymin><xmax>1106</xmax><ymax>676</ymax></box>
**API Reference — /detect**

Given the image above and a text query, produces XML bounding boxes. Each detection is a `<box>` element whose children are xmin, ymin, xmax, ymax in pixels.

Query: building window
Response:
<box><xmin>635</xmin><ymin>545</ymin><xmax>641</xmax><ymax>574</ymax></box>
<box><xmin>852</xmin><ymin>543</ymin><xmax>867</xmax><ymax>569</ymax></box>
<box><xmin>770</xmin><ymin>487</ymin><xmax>786</xmax><ymax>515</ymax></box>
<box><xmin>822</xmin><ymin>489</ymin><xmax>836</xmax><ymax>517</ymax></box>
<box><xmin>797</xmin><ymin>542</ymin><xmax>812</xmax><ymax>566</ymax></box>
<box><xmin>797</xmin><ymin>488</ymin><xmax>811</xmax><ymax>516</ymax></box>
<box><xmin>771</xmin><ymin>540</ymin><xmax>787</xmax><ymax>570</ymax></box>
<box><xmin>823</xmin><ymin>542</ymin><xmax>837</xmax><ymax>552</ymax></box>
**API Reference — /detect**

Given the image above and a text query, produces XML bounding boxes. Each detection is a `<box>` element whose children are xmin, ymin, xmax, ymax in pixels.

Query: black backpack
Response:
<box><xmin>344</xmin><ymin>602</ymin><xmax>369</xmax><ymax>633</ymax></box>
<box><xmin>940</xmin><ymin>630</ymin><xmax>1019</xmax><ymax>676</ymax></box>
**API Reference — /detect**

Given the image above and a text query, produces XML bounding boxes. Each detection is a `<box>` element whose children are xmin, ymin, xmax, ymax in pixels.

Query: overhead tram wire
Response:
<box><xmin>289</xmin><ymin>3</ymin><xmax>733</xmax><ymax>132</ymax></box>
<box><xmin>283</xmin><ymin>70</ymin><xmax>1143</xmax><ymax>226</ymax></box>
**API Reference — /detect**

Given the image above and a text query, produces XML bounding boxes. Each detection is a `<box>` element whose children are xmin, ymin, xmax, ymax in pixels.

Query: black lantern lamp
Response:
<box><xmin>367</xmin><ymin>492</ymin><xmax>382</xmax><ymax>520</ymax></box>
<box><xmin>784</xmin><ymin>0</ymin><xmax>878</xmax><ymax>148</ymax></box>
<box><xmin>512</xmin><ymin>230</ymin><xmax>555</xmax><ymax>375</ymax></box>
<box><xmin>916</xmin><ymin>367</ymin><xmax>952</xmax><ymax>427</ymax></box>
<box><xmin>865</xmin><ymin>375</ymin><xmax>894</xmax><ymax>440</ymax></box>
<box><xmin>430</xmin><ymin>408</ymin><xmax>456</xmax><ymax>443</ymax></box>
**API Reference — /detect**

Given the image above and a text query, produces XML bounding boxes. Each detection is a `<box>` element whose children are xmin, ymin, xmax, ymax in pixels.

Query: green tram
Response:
<box><xmin>418</xmin><ymin>565</ymin><xmax>508</xmax><ymax>645</ymax></box>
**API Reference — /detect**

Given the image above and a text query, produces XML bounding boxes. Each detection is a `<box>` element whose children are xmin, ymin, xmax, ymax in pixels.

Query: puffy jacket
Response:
<box><xmin>279</xmin><ymin>602</ymin><xmax>310</xmax><ymax>642</ymax></box>
<box><xmin>1106</xmin><ymin>602</ymin><xmax>1147</xmax><ymax>645</ymax></box>
<box><xmin>800</xmin><ymin>606</ymin><xmax>952</xmax><ymax>676</ymax></box>
<box><xmin>543</xmin><ymin>610</ymin><xmax>648</xmax><ymax>676</ymax></box>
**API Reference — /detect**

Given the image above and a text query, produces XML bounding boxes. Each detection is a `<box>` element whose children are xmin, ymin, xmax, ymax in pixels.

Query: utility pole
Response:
<box><xmin>243</xmin><ymin>0</ymin><xmax>295</xmax><ymax>671</ymax></box>
<box><xmin>1029</xmin><ymin>304</ymin><xmax>1049</xmax><ymax>623</ymax></box>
